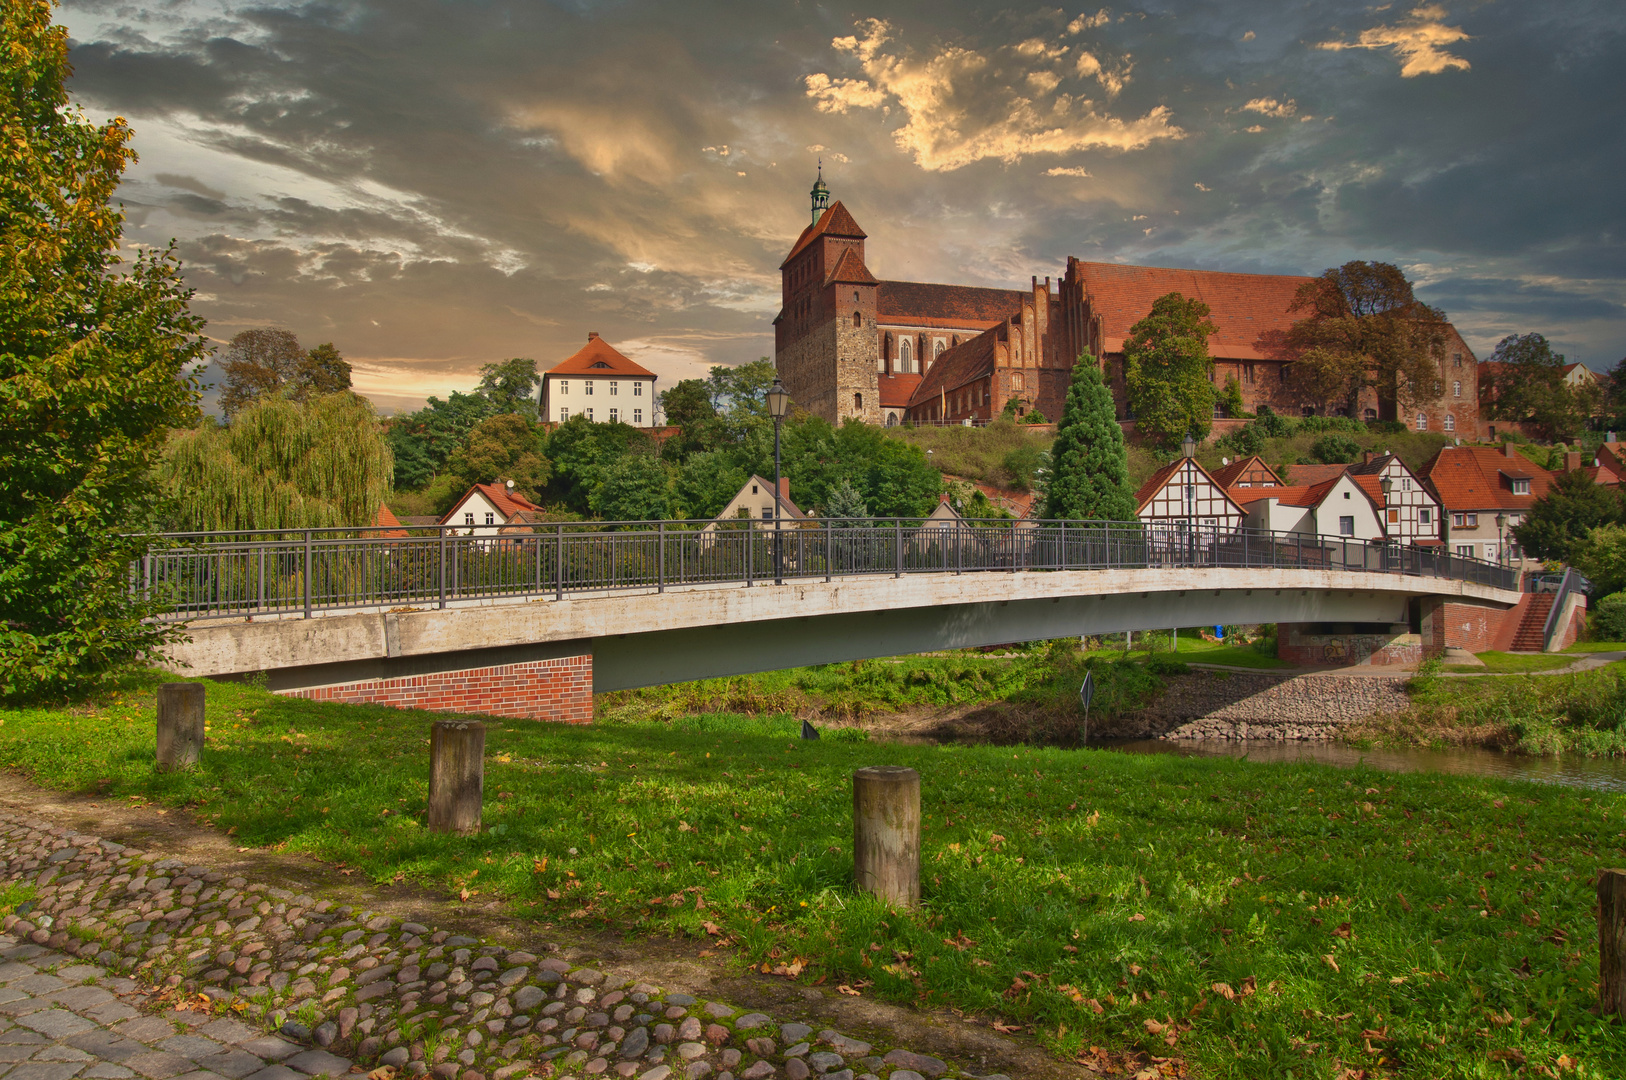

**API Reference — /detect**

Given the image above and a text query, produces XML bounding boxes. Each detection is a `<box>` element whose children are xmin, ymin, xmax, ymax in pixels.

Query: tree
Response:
<box><xmin>0</xmin><ymin>1</ymin><xmax>208</xmax><ymax>698</ymax></box>
<box><xmin>218</xmin><ymin>328</ymin><xmax>303</xmax><ymax>417</ymax></box>
<box><xmin>590</xmin><ymin>453</ymin><xmax>674</xmax><ymax>521</ymax></box>
<box><xmin>1283</xmin><ymin>261</ymin><xmax>1448</xmax><ymax>419</ymax></box>
<box><xmin>1043</xmin><ymin>357</ymin><xmax>1136</xmax><ymax>520</ymax></box>
<box><xmin>822</xmin><ymin>478</ymin><xmax>869</xmax><ymax>519</ymax></box>
<box><xmin>1571</xmin><ymin>523</ymin><xmax>1626</xmax><ymax>598</ymax></box>
<box><xmin>1605</xmin><ymin>355</ymin><xmax>1626</xmax><ymax>431</ymax></box>
<box><xmin>160</xmin><ymin>394</ymin><xmax>393</xmax><ymax>531</ymax></box>
<box><xmin>388</xmin><ymin>391</ymin><xmax>495</xmax><ymax>486</ymax></box>
<box><xmin>542</xmin><ymin>416</ymin><xmax>651</xmax><ymax>514</ymax></box>
<box><xmin>1308</xmin><ymin>433</ymin><xmax>1360</xmax><ymax>464</ymax></box>
<box><xmin>673</xmin><ymin>451</ymin><xmax>748</xmax><ymax>519</ymax></box>
<box><xmin>475</xmin><ymin>358</ymin><xmax>541</xmax><ymax>419</ymax></box>
<box><xmin>448</xmin><ymin>414</ymin><xmax>551</xmax><ymax>501</ymax></box>
<box><xmin>1482</xmin><ymin>333</ymin><xmax>1600</xmax><ymax>442</ymax></box>
<box><xmin>659</xmin><ymin>378</ymin><xmax>718</xmax><ymax>460</ymax></box>
<box><xmin>1513</xmin><ymin>469</ymin><xmax>1625</xmax><ymax>564</ymax></box>
<box><xmin>1124</xmin><ymin>293</ymin><xmax>1218</xmax><ymax>448</ymax></box>
<box><xmin>780</xmin><ymin>418</ymin><xmax>941</xmax><ymax>518</ymax></box>
<box><xmin>296</xmin><ymin>342</ymin><xmax>352</xmax><ymax>398</ymax></box>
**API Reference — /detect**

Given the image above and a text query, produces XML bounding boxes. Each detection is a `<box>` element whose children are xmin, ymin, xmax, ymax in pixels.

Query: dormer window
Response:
<box><xmin>1513</xmin><ymin>478</ymin><xmax>1531</xmax><ymax>495</ymax></box>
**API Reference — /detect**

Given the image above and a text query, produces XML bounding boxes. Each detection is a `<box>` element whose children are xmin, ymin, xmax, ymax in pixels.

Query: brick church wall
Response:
<box><xmin>279</xmin><ymin>654</ymin><xmax>594</xmax><ymax>724</ymax></box>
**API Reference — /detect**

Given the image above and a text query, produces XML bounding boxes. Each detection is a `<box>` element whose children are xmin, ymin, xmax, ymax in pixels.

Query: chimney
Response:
<box><xmin>587</xmin><ymin>331</ymin><xmax>599</xmax><ymax>341</ymax></box>
<box><xmin>1504</xmin><ymin>442</ymin><xmax>1518</xmax><ymax>459</ymax></box>
<box><xmin>778</xmin><ymin>477</ymin><xmax>790</xmax><ymax>502</ymax></box>
<box><xmin>1363</xmin><ymin>450</ymin><xmax>1374</xmax><ymax>464</ymax></box>
<box><xmin>1566</xmin><ymin>451</ymin><xmax>1583</xmax><ymax>472</ymax></box>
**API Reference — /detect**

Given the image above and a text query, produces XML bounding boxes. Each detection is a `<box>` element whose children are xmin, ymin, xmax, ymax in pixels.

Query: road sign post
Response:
<box><xmin>1078</xmin><ymin>669</ymin><xmax>1095</xmax><ymax>744</ymax></box>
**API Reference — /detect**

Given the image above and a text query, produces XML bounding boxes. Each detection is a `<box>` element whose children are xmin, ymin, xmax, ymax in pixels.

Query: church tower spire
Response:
<box><xmin>809</xmin><ymin>161</ymin><xmax>831</xmax><ymax>225</ymax></box>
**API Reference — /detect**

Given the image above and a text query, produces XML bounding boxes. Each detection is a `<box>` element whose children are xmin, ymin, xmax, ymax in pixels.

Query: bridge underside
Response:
<box><xmin>166</xmin><ymin>569</ymin><xmax>1528</xmax><ymax>723</ymax></box>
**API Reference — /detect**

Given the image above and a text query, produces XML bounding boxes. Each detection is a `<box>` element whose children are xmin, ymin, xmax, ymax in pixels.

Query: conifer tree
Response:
<box><xmin>0</xmin><ymin>1</ymin><xmax>208</xmax><ymax>698</ymax></box>
<box><xmin>1043</xmin><ymin>356</ymin><xmax>1136</xmax><ymax>521</ymax></box>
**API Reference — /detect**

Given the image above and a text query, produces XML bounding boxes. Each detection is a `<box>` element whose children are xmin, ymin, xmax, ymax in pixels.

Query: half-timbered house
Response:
<box><xmin>1134</xmin><ymin>458</ymin><xmax>1246</xmax><ymax>531</ymax></box>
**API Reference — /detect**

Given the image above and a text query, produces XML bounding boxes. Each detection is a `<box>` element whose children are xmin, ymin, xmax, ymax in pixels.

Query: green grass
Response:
<box><xmin>0</xmin><ymin>882</ymin><xmax>36</xmax><ymax>914</ymax></box>
<box><xmin>2</xmin><ymin>674</ymin><xmax>1621</xmax><ymax>1079</ymax></box>
<box><xmin>1174</xmin><ymin>636</ymin><xmax>1293</xmax><ymax>669</ymax></box>
<box><xmin>889</xmin><ymin>420</ymin><xmax>1053</xmax><ymax>490</ymax></box>
<box><xmin>1444</xmin><ymin>652</ymin><xmax>1576</xmax><ymax>674</ymax></box>
<box><xmin>1564</xmin><ymin>641</ymin><xmax>1626</xmax><ymax>653</ymax></box>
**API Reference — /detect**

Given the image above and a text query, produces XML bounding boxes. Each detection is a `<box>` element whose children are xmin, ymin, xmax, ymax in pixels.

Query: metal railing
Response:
<box><xmin>134</xmin><ymin>518</ymin><xmax>1521</xmax><ymax>623</ymax></box>
<box><xmin>1540</xmin><ymin>567</ymin><xmax>1589</xmax><ymax>652</ymax></box>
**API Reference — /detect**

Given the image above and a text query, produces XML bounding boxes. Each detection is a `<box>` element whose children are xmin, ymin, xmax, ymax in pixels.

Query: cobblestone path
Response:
<box><xmin>0</xmin><ymin>812</ymin><xmax>1011</xmax><ymax>1080</ymax></box>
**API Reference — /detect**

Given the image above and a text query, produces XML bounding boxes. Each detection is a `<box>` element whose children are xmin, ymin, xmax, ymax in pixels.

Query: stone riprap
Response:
<box><xmin>0</xmin><ymin>813</ymin><xmax>1010</xmax><ymax>1080</ymax></box>
<box><xmin>1097</xmin><ymin>671</ymin><xmax>1411</xmax><ymax>741</ymax></box>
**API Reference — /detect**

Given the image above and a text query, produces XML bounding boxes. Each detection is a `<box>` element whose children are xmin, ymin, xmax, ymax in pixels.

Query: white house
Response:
<box><xmin>1134</xmin><ymin>456</ymin><xmax>1246</xmax><ymax>532</ymax></box>
<box><xmin>539</xmin><ymin>333</ymin><xmax>659</xmax><ymax>427</ymax></box>
<box><xmin>438</xmin><ymin>481</ymin><xmax>543</xmax><ymax>538</ymax></box>
<box><xmin>1230</xmin><ymin>473</ymin><xmax>1386</xmax><ymax>541</ymax></box>
<box><xmin>703</xmin><ymin>476</ymin><xmax>807</xmax><ymax>530</ymax></box>
<box><xmin>1280</xmin><ymin>453</ymin><xmax>1443</xmax><ymax>545</ymax></box>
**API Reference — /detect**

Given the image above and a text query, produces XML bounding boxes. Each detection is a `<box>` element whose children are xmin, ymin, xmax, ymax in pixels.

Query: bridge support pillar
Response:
<box><xmin>279</xmin><ymin>654</ymin><xmax>594</xmax><ymax>723</ymax></box>
<box><xmin>1275</xmin><ymin>622</ymin><xmax>1422</xmax><ymax>668</ymax></box>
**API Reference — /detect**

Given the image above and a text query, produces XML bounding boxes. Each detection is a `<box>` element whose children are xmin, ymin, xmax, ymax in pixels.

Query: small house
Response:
<box><xmin>439</xmin><ymin>481</ymin><xmax>544</xmax><ymax>538</ymax></box>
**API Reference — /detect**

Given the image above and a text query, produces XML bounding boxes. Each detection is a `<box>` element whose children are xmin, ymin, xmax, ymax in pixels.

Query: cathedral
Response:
<box><xmin>773</xmin><ymin>173</ymin><xmax>1481</xmax><ymax>436</ymax></box>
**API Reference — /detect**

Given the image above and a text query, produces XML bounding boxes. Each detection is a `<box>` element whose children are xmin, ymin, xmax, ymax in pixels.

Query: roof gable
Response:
<box><xmin>1418</xmin><ymin>446</ymin><xmax>1555</xmax><ymax>511</ymax></box>
<box><xmin>1209</xmin><ymin>455</ymin><xmax>1283</xmax><ymax>489</ymax></box>
<box><xmin>546</xmin><ymin>335</ymin><xmax>658</xmax><ymax>379</ymax></box>
<box><xmin>827</xmin><ymin>246</ymin><xmax>878</xmax><ymax>286</ymax></box>
<box><xmin>1134</xmin><ymin>457</ymin><xmax>1244</xmax><ymax>516</ymax></box>
<box><xmin>907</xmin><ymin>327</ymin><xmax>999</xmax><ymax>408</ymax></box>
<box><xmin>781</xmin><ymin>201</ymin><xmax>867</xmax><ymax>266</ymax></box>
<box><xmin>438</xmin><ymin>481</ymin><xmax>544</xmax><ymax>525</ymax></box>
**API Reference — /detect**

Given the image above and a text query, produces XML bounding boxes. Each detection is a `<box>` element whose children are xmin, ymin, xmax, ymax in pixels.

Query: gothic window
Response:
<box><xmin>1011</xmin><ymin>372</ymin><xmax>1025</xmax><ymax>391</ymax></box>
<box><xmin>900</xmin><ymin>338</ymin><xmax>913</xmax><ymax>373</ymax></box>
<box><xmin>1364</xmin><ymin>407</ymin><xmax>1377</xmax><ymax>421</ymax></box>
<box><xmin>853</xmin><ymin>311</ymin><xmax>862</xmax><ymax>328</ymax></box>
<box><xmin>854</xmin><ymin>393</ymin><xmax>863</xmax><ymax>411</ymax></box>
<box><xmin>853</xmin><ymin>291</ymin><xmax>860</xmax><ymax>302</ymax></box>
<box><xmin>887</xmin><ymin>412</ymin><xmax>898</xmax><ymax>427</ymax></box>
<box><xmin>934</xmin><ymin>341</ymin><xmax>945</xmax><ymax>359</ymax></box>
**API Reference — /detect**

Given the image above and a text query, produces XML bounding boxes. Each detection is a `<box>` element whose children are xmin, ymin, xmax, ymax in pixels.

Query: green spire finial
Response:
<box><xmin>810</xmin><ymin>160</ymin><xmax>831</xmax><ymax>225</ymax></box>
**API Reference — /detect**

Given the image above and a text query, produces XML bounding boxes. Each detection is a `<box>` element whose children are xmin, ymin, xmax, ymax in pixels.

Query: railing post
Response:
<box><xmin>534</xmin><ymin>533</ymin><xmax>542</xmax><ymax>595</ymax></box>
<box><xmin>955</xmin><ymin>522</ymin><xmax>962</xmax><ymax>575</ymax></box>
<box><xmin>303</xmin><ymin>529</ymin><xmax>313</xmax><ymax>618</ymax></box>
<box><xmin>746</xmin><ymin>523</ymin><xmax>754</xmax><ymax>587</ymax></box>
<box><xmin>257</xmin><ymin>546</ymin><xmax>265</xmax><ymax>612</ymax></box>
<box><xmin>438</xmin><ymin>528</ymin><xmax>447</xmax><ymax>609</ymax></box>
<box><xmin>825</xmin><ymin>522</ymin><xmax>833</xmax><ymax>583</ymax></box>
<box><xmin>658</xmin><ymin>521</ymin><xmax>666</xmax><ymax>593</ymax></box>
<box><xmin>555</xmin><ymin>523</ymin><xmax>564</xmax><ymax>600</ymax></box>
<box><xmin>895</xmin><ymin>518</ymin><xmax>903</xmax><ymax>578</ymax></box>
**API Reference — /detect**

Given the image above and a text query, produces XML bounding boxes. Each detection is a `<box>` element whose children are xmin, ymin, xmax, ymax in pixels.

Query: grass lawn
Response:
<box><xmin>1444</xmin><ymin>652</ymin><xmax>1576</xmax><ymax>675</ymax></box>
<box><xmin>1</xmin><ymin>674</ymin><xmax>1620</xmax><ymax>1078</ymax></box>
<box><xmin>1564</xmin><ymin>641</ymin><xmax>1626</xmax><ymax>653</ymax></box>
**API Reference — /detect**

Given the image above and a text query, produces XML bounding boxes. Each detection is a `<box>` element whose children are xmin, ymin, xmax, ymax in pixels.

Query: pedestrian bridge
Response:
<box><xmin>149</xmin><ymin>519</ymin><xmax>1527</xmax><ymax>721</ymax></box>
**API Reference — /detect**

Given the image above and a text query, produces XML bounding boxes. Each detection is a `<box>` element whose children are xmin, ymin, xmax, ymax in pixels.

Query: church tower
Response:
<box><xmin>772</xmin><ymin>172</ymin><xmax>881</xmax><ymax>424</ymax></box>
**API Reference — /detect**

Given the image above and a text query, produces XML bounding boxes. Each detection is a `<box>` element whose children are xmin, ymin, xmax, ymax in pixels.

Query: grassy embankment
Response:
<box><xmin>1444</xmin><ymin>652</ymin><xmax>1577</xmax><ymax>675</ymax></box>
<box><xmin>1</xmin><ymin>674</ymin><xmax>1622</xmax><ymax>1079</ymax></box>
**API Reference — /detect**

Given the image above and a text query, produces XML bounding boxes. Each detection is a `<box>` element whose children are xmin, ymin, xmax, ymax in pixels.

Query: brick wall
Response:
<box><xmin>279</xmin><ymin>654</ymin><xmax>593</xmax><ymax>723</ymax></box>
<box><xmin>1277</xmin><ymin>624</ymin><xmax>1423</xmax><ymax>667</ymax></box>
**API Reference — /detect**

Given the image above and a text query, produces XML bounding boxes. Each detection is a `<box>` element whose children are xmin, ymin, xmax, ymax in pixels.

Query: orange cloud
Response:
<box><xmin>1317</xmin><ymin>4</ymin><xmax>1472</xmax><ymax>77</ymax></box>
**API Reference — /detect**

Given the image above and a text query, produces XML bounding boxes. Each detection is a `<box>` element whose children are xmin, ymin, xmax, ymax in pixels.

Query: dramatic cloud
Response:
<box><xmin>47</xmin><ymin>0</ymin><xmax>1626</xmax><ymax>410</ymax></box>
<box><xmin>1318</xmin><ymin>4</ymin><xmax>1474</xmax><ymax>78</ymax></box>
<box><xmin>804</xmin><ymin>18</ymin><xmax>1179</xmax><ymax>172</ymax></box>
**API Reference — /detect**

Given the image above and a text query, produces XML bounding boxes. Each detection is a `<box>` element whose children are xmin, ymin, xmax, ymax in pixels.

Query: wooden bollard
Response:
<box><xmin>428</xmin><ymin>720</ymin><xmax>485</xmax><ymax>835</ymax></box>
<box><xmin>155</xmin><ymin>683</ymin><xmax>205</xmax><ymax>772</ymax></box>
<box><xmin>853</xmin><ymin>766</ymin><xmax>920</xmax><ymax>907</ymax></box>
<box><xmin>1600</xmin><ymin>868</ymin><xmax>1626</xmax><ymax>1016</ymax></box>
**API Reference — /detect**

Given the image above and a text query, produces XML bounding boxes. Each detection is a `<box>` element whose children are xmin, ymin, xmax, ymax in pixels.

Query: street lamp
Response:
<box><xmin>1495</xmin><ymin>511</ymin><xmax>1508</xmax><ymax>568</ymax></box>
<box><xmin>766</xmin><ymin>377</ymin><xmax>791</xmax><ymax>585</ymax></box>
<box><xmin>1182</xmin><ymin>432</ymin><xmax>1196</xmax><ymax>459</ymax></box>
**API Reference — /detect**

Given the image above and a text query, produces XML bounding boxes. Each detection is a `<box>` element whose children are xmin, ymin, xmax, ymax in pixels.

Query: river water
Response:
<box><xmin>1106</xmin><ymin>738</ymin><xmax>1626</xmax><ymax>793</ymax></box>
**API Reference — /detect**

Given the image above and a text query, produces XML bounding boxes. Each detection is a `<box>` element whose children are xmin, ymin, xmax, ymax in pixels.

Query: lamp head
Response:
<box><xmin>1380</xmin><ymin>476</ymin><xmax>1393</xmax><ymax>497</ymax></box>
<box><xmin>766</xmin><ymin>377</ymin><xmax>791</xmax><ymax>419</ymax></box>
<box><xmin>1181</xmin><ymin>433</ymin><xmax>1196</xmax><ymax>459</ymax></box>
<box><xmin>1496</xmin><ymin>511</ymin><xmax>1507</xmax><ymax>529</ymax></box>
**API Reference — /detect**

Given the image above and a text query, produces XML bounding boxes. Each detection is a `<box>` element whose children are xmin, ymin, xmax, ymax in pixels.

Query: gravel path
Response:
<box><xmin>0</xmin><ymin>812</ymin><xmax>1013</xmax><ymax>1080</ymax></box>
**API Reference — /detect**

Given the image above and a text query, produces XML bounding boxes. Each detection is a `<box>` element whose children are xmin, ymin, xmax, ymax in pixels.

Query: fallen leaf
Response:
<box><xmin>1211</xmin><ymin>982</ymin><xmax>1236</xmax><ymax>1001</ymax></box>
<box><xmin>368</xmin><ymin>1068</ymin><xmax>398</xmax><ymax>1080</ymax></box>
<box><xmin>1003</xmin><ymin>977</ymin><xmax>1029</xmax><ymax>999</ymax></box>
<box><xmin>836</xmin><ymin>984</ymin><xmax>862</xmax><ymax>996</ymax></box>
<box><xmin>1332</xmin><ymin>922</ymin><xmax>1352</xmax><ymax>940</ymax></box>
<box><xmin>1128</xmin><ymin>913</ymin><xmax>1146</xmax><ymax>922</ymax></box>
<box><xmin>1322</xmin><ymin>955</ymin><xmax>1340</xmax><ymax>973</ymax></box>
<box><xmin>702</xmin><ymin>921</ymin><xmax>722</xmax><ymax>935</ymax></box>
<box><xmin>992</xmin><ymin>1021</ymin><xmax>1022</xmax><ymax>1034</ymax></box>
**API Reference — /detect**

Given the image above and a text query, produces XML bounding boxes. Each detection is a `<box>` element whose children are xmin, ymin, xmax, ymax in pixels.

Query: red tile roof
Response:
<box><xmin>1134</xmin><ymin>458</ymin><xmax>1185</xmax><ymax>509</ymax></box>
<box><xmin>1417</xmin><ymin>445</ymin><xmax>1555</xmax><ymax>511</ymax></box>
<box><xmin>781</xmin><ymin>201</ymin><xmax>867</xmax><ymax>267</ymax></box>
<box><xmin>1280</xmin><ymin>463</ymin><xmax>1350</xmax><ymax>488</ymax></box>
<box><xmin>368</xmin><ymin>503</ymin><xmax>409</xmax><ymax>538</ymax></box>
<box><xmin>1229</xmin><ymin>474</ymin><xmax>1384</xmax><ymax>512</ymax></box>
<box><xmin>907</xmin><ymin>327</ymin><xmax>999</xmax><ymax>408</ymax></box>
<box><xmin>1071</xmin><ymin>260</ymin><xmax>1311</xmax><ymax>360</ymax></box>
<box><xmin>546</xmin><ymin>335</ymin><xmax>657</xmax><ymax>379</ymax></box>
<box><xmin>438</xmin><ymin>481</ymin><xmax>545</xmax><ymax>526</ymax></box>
<box><xmin>827</xmin><ymin>246</ymin><xmax>878</xmax><ymax>286</ymax></box>
<box><xmin>1209</xmin><ymin>455</ymin><xmax>1283</xmax><ymax>489</ymax></box>
<box><xmin>879</xmin><ymin>372</ymin><xmax>923</xmax><ymax>409</ymax></box>
<box><xmin>877</xmin><ymin>281</ymin><xmax>1025</xmax><ymax>326</ymax></box>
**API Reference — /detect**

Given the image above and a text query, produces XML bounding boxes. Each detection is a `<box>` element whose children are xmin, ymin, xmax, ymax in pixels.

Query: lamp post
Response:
<box><xmin>1181</xmin><ymin>432</ymin><xmax>1196</xmax><ymax>563</ymax></box>
<box><xmin>1380</xmin><ymin>475</ymin><xmax>1395</xmax><ymax>569</ymax></box>
<box><xmin>766</xmin><ymin>377</ymin><xmax>791</xmax><ymax>585</ymax></box>
<box><xmin>1495</xmin><ymin>511</ymin><xmax>1508</xmax><ymax>568</ymax></box>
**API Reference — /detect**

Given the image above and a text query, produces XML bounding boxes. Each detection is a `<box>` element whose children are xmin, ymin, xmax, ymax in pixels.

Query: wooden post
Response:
<box><xmin>155</xmin><ymin>683</ymin><xmax>205</xmax><ymax>772</ymax></box>
<box><xmin>853</xmin><ymin>766</ymin><xmax>920</xmax><ymax>907</ymax></box>
<box><xmin>1600</xmin><ymin>868</ymin><xmax>1626</xmax><ymax>1017</ymax></box>
<box><xmin>428</xmin><ymin>720</ymin><xmax>485</xmax><ymax>835</ymax></box>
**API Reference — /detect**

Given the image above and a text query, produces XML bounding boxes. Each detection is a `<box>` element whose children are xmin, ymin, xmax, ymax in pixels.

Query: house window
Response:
<box><xmin>585</xmin><ymin>381</ymin><xmax>594</xmax><ymax>395</ymax></box>
<box><xmin>854</xmin><ymin>392</ymin><xmax>863</xmax><ymax>411</ymax></box>
<box><xmin>762</xmin><ymin>506</ymin><xmax>773</xmax><ymax>520</ymax></box>
<box><xmin>1364</xmin><ymin>408</ymin><xmax>1377</xmax><ymax>421</ymax></box>
<box><xmin>1420</xmin><ymin>508</ymin><xmax>1432</xmax><ymax>526</ymax></box>
<box><xmin>1456</xmin><ymin>544</ymin><xmax>1473</xmax><ymax>557</ymax></box>
<box><xmin>1387</xmin><ymin>509</ymin><xmax>1400</xmax><ymax>524</ymax></box>
<box><xmin>1244</xmin><ymin>363</ymin><xmax>1254</xmax><ymax>385</ymax></box>
<box><xmin>485</xmin><ymin>512</ymin><xmax>494</xmax><ymax>526</ymax></box>
<box><xmin>1512</xmin><ymin>478</ymin><xmax>1531</xmax><ymax>495</ymax></box>
<box><xmin>1402</xmin><ymin>477</ymin><xmax>1412</xmax><ymax>491</ymax></box>
<box><xmin>1339</xmin><ymin>516</ymin><xmax>1354</xmax><ymax>536</ymax></box>
<box><xmin>633</xmin><ymin>408</ymin><xmax>643</xmax><ymax>425</ymax></box>
<box><xmin>464</xmin><ymin>513</ymin><xmax>474</xmax><ymax>526</ymax></box>
<box><xmin>1464</xmin><ymin>512</ymin><xmax>1478</xmax><ymax>528</ymax></box>
<box><xmin>609</xmin><ymin>408</ymin><xmax>619</xmax><ymax>422</ymax></box>
<box><xmin>1415</xmin><ymin>412</ymin><xmax>1427</xmax><ymax>430</ymax></box>
<box><xmin>585</xmin><ymin>408</ymin><xmax>593</xmax><ymax>421</ymax></box>
<box><xmin>610</xmin><ymin>382</ymin><xmax>618</xmax><ymax>395</ymax></box>
<box><xmin>634</xmin><ymin>382</ymin><xmax>643</xmax><ymax>396</ymax></box>
<box><xmin>1452</xmin><ymin>380</ymin><xmax>1461</xmax><ymax>398</ymax></box>
<box><xmin>1453</xmin><ymin>352</ymin><xmax>1462</xmax><ymax>368</ymax></box>
<box><xmin>1214</xmin><ymin>403</ymin><xmax>1228</xmax><ymax>418</ymax></box>
<box><xmin>1444</xmin><ymin>414</ymin><xmax>1455</xmax><ymax>431</ymax></box>
<box><xmin>559</xmin><ymin>408</ymin><xmax>569</xmax><ymax>421</ymax></box>
<box><xmin>559</xmin><ymin>380</ymin><xmax>569</xmax><ymax>394</ymax></box>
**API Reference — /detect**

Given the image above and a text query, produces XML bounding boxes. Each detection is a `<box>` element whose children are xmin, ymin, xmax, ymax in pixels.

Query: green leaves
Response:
<box><xmin>1044</xmin><ymin>356</ymin><xmax>1134</xmax><ymax>521</ymax></box>
<box><xmin>1123</xmin><ymin>294</ymin><xmax>1218</xmax><ymax>449</ymax></box>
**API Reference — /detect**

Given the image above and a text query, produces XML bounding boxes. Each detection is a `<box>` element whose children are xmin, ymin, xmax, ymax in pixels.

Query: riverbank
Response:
<box><xmin>0</xmin><ymin>673</ymin><xmax>1621</xmax><ymax>1078</ymax></box>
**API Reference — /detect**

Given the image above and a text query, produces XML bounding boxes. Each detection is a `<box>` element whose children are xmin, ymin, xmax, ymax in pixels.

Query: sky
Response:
<box><xmin>58</xmin><ymin>0</ymin><xmax>1626</xmax><ymax>414</ymax></box>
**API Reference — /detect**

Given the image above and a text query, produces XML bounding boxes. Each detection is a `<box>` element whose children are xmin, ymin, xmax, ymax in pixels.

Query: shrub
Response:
<box><xmin>1309</xmin><ymin>433</ymin><xmax>1362</xmax><ymax>464</ymax></box>
<box><xmin>1592</xmin><ymin>593</ymin><xmax>1626</xmax><ymax>642</ymax></box>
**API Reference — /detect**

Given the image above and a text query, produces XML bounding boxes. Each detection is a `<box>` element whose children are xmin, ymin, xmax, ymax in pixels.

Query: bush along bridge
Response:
<box><xmin>143</xmin><ymin>517</ymin><xmax>1574</xmax><ymax>724</ymax></box>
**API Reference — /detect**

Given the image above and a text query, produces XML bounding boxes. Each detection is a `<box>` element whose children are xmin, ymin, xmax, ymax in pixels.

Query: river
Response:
<box><xmin>1107</xmin><ymin>738</ymin><xmax>1626</xmax><ymax>792</ymax></box>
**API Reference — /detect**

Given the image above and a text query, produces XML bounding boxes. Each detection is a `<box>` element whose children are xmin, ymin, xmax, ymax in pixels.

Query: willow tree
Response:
<box><xmin>1</xmin><ymin>1</ymin><xmax>208</xmax><ymax>699</ymax></box>
<box><xmin>161</xmin><ymin>393</ymin><xmax>394</xmax><ymax>531</ymax></box>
